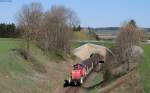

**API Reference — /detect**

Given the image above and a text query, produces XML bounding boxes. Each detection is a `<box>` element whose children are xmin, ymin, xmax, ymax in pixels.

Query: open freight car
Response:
<box><xmin>64</xmin><ymin>53</ymin><xmax>104</xmax><ymax>87</ymax></box>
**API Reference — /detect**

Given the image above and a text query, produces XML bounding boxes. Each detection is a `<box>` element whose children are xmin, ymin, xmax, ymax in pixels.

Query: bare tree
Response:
<box><xmin>16</xmin><ymin>3</ymin><xmax>79</xmax><ymax>56</ymax></box>
<box><xmin>37</xmin><ymin>5</ymin><xmax>79</xmax><ymax>55</ymax></box>
<box><xmin>115</xmin><ymin>20</ymin><xmax>142</xmax><ymax>70</ymax></box>
<box><xmin>17</xmin><ymin>2</ymin><xmax>43</xmax><ymax>51</ymax></box>
<box><xmin>103</xmin><ymin>20</ymin><xmax>144</xmax><ymax>81</ymax></box>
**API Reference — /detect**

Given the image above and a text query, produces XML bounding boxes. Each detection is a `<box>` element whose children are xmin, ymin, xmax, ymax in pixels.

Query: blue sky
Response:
<box><xmin>0</xmin><ymin>0</ymin><xmax>150</xmax><ymax>27</ymax></box>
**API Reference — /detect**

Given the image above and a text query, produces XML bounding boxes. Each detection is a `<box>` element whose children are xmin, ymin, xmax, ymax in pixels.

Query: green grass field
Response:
<box><xmin>0</xmin><ymin>38</ymin><xmax>33</xmax><ymax>77</ymax></box>
<box><xmin>0</xmin><ymin>38</ymin><xmax>21</xmax><ymax>55</ymax></box>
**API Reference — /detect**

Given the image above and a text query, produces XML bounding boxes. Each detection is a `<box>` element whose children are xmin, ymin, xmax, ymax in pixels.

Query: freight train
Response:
<box><xmin>64</xmin><ymin>53</ymin><xmax>104</xmax><ymax>87</ymax></box>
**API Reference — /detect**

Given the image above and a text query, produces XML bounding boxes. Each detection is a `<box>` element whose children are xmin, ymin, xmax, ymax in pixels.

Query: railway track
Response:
<box><xmin>64</xmin><ymin>87</ymin><xmax>79</xmax><ymax>93</ymax></box>
<box><xmin>63</xmin><ymin>71</ymin><xmax>103</xmax><ymax>93</ymax></box>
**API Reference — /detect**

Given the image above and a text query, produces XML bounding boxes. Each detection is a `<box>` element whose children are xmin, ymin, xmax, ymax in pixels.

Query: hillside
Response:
<box><xmin>88</xmin><ymin>68</ymin><xmax>143</xmax><ymax>93</ymax></box>
<box><xmin>0</xmin><ymin>38</ymin><xmax>75</xmax><ymax>93</ymax></box>
<box><xmin>0</xmin><ymin>38</ymin><xmax>149</xmax><ymax>93</ymax></box>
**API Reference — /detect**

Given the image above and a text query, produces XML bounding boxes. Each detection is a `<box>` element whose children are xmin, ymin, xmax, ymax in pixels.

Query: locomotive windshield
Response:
<box><xmin>73</xmin><ymin>64</ymin><xmax>85</xmax><ymax>70</ymax></box>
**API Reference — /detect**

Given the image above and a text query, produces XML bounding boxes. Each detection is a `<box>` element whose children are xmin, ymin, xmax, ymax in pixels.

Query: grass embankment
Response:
<box><xmin>0</xmin><ymin>38</ymin><xmax>49</xmax><ymax>74</ymax></box>
<box><xmin>139</xmin><ymin>44</ymin><xmax>150</xmax><ymax>93</ymax></box>
<box><xmin>0</xmin><ymin>38</ymin><xmax>28</xmax><ymax>74</ymax></box>
<box><xmin>0</xmin><ymin>38</ymin><xmax>69</xmax><ymax>93</ymax></box>
<box><xmin>0</xmin><ymin>38</ymin><xmax>34</xmax><ymax>92</ymax></box>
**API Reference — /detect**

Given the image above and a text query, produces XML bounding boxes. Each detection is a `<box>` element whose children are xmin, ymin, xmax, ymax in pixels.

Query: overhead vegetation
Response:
<box><xmin>103</xmin><ymin>20</ymin><xmax>144</xmax><ymax>81</ymax></box>
<box><xmin>17</xmin><ymin>2</ymin><xmax>43</xmax><ymax>51</ymax></box>
<box><xmin>16</xmin><ymin>2</ymin><xmax>79</xmax><ymax>56</ymax></box>
<box><xmin>115</xmin><ymin>20</ymin><xmax>144</xmax><ymax>69</ymax></box>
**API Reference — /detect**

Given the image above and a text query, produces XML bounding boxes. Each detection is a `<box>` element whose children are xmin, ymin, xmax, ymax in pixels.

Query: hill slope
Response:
<box><xmin>0</xmin><ymin>38</ymin><xmax>75</xmax><ymax>93</ymax></box>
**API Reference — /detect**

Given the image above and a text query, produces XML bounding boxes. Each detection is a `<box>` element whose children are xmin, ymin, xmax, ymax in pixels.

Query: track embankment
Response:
<box><xmin>97</xmin><ymin>68</ymin><xmax>143</xmax><ymax>93</ymax></box>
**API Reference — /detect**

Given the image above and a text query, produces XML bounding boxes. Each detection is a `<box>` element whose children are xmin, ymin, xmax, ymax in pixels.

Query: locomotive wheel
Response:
<box><xmin>64</xmin><ymin>80</ymin><xmax>69</xmax><ymax>87</ymax></box>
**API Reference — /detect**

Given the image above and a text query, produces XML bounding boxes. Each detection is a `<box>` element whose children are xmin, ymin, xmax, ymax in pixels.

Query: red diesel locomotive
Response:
<box><xmin>64</xmin><ymin>53</ymin><xmax>104</xmax><ymax>87</ymax></box>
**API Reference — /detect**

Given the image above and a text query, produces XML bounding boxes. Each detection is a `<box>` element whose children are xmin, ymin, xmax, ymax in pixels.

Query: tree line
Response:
<box><xmin>0</xmin><ymin>23</ymin><xmax>20</xmax><ymax>38</ymax></box>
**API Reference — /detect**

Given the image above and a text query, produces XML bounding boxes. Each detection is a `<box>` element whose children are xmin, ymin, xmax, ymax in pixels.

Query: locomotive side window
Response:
<box><xmin>73</xmin><ymin>64</ymin><xmax>85</xmax><ymax>70</ymax></box>
<box><xmin>73</xmin><ymin>65</ymin><xmax>79</xmax><ymax>70</ymax></box>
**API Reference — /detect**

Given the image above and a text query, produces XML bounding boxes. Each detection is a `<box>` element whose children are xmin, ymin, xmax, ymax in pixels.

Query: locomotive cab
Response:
<box><xmin>64</xmin><ymin>53</ymin><xmax>103</xmax><ymax>87</ymax></box>
<box><xmin>66</xmin><ymin>64</ymin><xmax>86</xmax><ymax>86</ymax></box>
<box><xmin>71</xmin><ymin>64</ymin><xmax>86</xmax><ymax>79</ymax></box>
